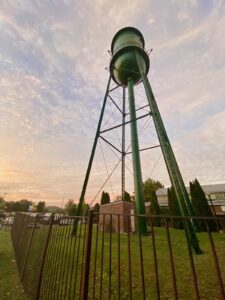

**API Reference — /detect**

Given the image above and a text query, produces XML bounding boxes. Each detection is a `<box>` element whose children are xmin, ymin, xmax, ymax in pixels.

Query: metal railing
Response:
<box><xmin>11</xmin><ymin>212</ymin><xmax>225</xmax><ymax>299</ymax></box>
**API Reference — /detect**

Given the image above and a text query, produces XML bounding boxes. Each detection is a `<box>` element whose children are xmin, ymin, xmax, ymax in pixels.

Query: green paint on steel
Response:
<box><xmin>134</xmin><ymin>50</ymin><xmax>202</xmax><ymax>254</ymax></box>
<box><xmin>127</xmin><ymin>77</ymin><xmax>148</xmax><ymax>235</ymax></box>
<box><xmin>75</xmin><ymin>26</ymin><xmax>202</xmax><ymax>253</ymax></box>
<box><xmin>110</xmin><ymin>27</ymin><xmax>149</xmax><ymax>86</ymax></box>
<box><xmin>72</xmin><ymin>76</ymin><xmax>112</xmax><ymax>235</ymax></box>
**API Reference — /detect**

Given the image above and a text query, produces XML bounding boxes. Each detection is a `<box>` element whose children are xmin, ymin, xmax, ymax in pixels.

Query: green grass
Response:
<box><xmin>39</xmin><ymin>224</ymin><xmax>225</xmax><ymax>299</ymax></box>
<box><xmin>0</xmin><ymin>231</ymin><xmax>27</xmax><ymax>300</ymax></box>
<box><xmin>2</xmin><ymin>224</ymin><xmax>225</xmax><ymax>299</ymax></box>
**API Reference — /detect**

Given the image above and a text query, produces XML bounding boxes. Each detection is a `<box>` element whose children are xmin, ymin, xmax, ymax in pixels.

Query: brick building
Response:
<box><xmin>99</xmin><ymin>201</ymin><xmax>135</xmax><ymax>233</ymax></box>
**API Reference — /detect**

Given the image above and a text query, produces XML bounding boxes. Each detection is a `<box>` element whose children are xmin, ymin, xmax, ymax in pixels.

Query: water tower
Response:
<box><xmin>74</xmin><ymin>27</ymin><xmax>201</xmax><ymax>254</ymax></box>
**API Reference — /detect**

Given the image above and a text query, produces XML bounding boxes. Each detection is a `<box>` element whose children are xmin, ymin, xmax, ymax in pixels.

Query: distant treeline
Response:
<box><xmin>0</xmin><ymin>198</ymin><xmax>46</xmax><ymax>213</ymax></box>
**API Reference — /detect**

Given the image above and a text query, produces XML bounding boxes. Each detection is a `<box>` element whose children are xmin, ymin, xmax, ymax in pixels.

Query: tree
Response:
<box><xmin>0</xmin><ymin>197</ymin><xmax>6</xmax><ymax>210</ymax></box>
<box><xmin>93</xmin><ymin>203</ymin><xmax>100</xmax><ymax>213</ymax></box>
<box><xmin>92</xmin><ymin>203</ymin><xmax>100</xmax><ymax>223</ymax></box>
<box><xmin>5</xmin><ymin>199</ymin><xmax>32</xmax><ymax>212</ymax></box>
<box><xmin>65</xmin><ymin>199</ymin><xmax>77</xmax><ymax>216</ymax></box>
<box><xmin>100</xmin><ymin>191</ymin><xmax>110</xmax><ymax>205</ymax></box>
<box><xmin>149</xmin><ymin>191</ymin><xmax>161</xmax><ymax>226</ymax></box>
<box><xmin>124</xmin><ymin>191</ymin><xmax>132</xmax><ymax>202</ymax></box>
<box><xmin>168</xmin><ymin>187</ymin><xmax>183</xmax><ymax>229</ymax></box>
<box><xmin>143</xmin><ymin>178</ymin><xmax>164</xmax><ymax>202</ymax></box>
<box><xmin>36</xmin><ymin>201</ymin><xmax>46</xmax><ymax>213</ymax></box>
<box><xmin>5</xmin><ymin>201</ymin><xmax>14</xmax><ymax>211</ymax></box>
<box><xmin>19</xmin><ymin>199</ymin><xmax>32</xmax><ymax>212</ymax></box>
<box><xmin>82</xmin><ymin>203</ymin><xmax>90</xmax><ymax>216</ymax></box>
<box><xmin>190</xmin><ymin>179</ymin><xmax>217</xmax><ymax>231</ymax></box>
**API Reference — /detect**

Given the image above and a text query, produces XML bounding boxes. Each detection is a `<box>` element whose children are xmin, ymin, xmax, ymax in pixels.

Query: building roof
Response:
<box><xmin>146</xmin><ymin>199</ymin><xmax>225</xmax><ymax>207</ymax></box>
<box><xmin>156</xmin><ymin>183</ymin><xmax>225</xmax><ymax>197</ymax></box>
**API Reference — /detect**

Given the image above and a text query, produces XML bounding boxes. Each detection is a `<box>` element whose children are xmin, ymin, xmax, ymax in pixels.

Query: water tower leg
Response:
<box><xmin>127</xmin><ymin>77</ymin><xmax>148</xmax><ymax>235</ymax></box>
<box><xmin>135</xmin><ymin>52</ymin><xmax>202</xmax><ymax>253</ymax></box>
<box><xmin>121</xmin><ymin>87</ymin><xmax>126</xmax><ymax>201</ymax></box>
<box><xmin>72</xmin><ymin>75</ymin><xmax>112</xmax><ymax>235</ymax></box>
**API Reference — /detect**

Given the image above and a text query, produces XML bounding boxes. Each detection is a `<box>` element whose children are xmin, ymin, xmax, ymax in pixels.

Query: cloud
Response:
<box><xmin>0</xmin><ymin>0</ymin><xmax>225</xmax><ymax>205</ymax></box>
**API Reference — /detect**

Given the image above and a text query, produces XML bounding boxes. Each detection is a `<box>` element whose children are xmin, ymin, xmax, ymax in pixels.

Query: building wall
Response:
<box><xmin>156</xmin><ymin>184</ymin><xmax>225</xmax><ymax>216</ymax></box>
<box><xmin>208</xmin><ymin>192</ymin><xmax>225</xmax><ymax>200</ymax></box>
<box><xmin>99</xmin><ymin>201</ymin><xmax>135</xmax><ymax>233</ymax></box>
<box><xmin>211</xmin><ymin>205</ymin><xmax>225</xmax><ymax>216</ymax></box>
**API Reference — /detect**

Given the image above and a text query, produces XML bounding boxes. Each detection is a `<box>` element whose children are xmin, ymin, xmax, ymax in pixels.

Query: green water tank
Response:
<box><xmin>110</xmin><ymin>27</ymin><xmax>150</xmax><ymax>86</ymax></box>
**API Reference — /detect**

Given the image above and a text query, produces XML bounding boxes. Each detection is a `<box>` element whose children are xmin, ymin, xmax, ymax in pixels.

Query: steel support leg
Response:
<box><xmin>127</xmin><ymin>78</ymin><xmax>148</xmax><ymax>235</ymax></box>
<box><xmin>72</xmin><ymin>75</ymin><xmax>112</xmax><ymax>235</ymax></box>
<box><xmin>135</xmin><ymin>51</ymin><xmax>202</xmax><ymax>253</ymax></box>
<box><xmin>121</xmin><ymin>87</ymin><xmax>126</xmax><ymax>201</ymax></box>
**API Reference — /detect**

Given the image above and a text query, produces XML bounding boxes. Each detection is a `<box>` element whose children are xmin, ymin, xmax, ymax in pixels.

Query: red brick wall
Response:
<box><xmin>99</xmin><ymin>201</ymin><xmax>135</xmax><ymax>233</ymax></box>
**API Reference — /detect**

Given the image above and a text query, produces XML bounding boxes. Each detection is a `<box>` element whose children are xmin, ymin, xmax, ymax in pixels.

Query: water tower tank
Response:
<box><xmin>110</xmin><ymin>27</ymin><xmax>150</xmax><ymax>86</ymax></box>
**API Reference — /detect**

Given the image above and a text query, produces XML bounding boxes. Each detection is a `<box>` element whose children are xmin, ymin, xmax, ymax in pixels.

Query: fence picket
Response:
<box><xmin>10</xmin><ymin>212</ymin><xmax>225</xmax><ymax>300</ymax></box>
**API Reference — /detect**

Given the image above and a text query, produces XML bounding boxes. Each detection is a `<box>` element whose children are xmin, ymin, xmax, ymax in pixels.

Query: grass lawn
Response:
<box><xmin>4</xmin><ymin>220</ymin><xmax>225</xmax><ymax>299</ymax></box>
<box><xmin>0</xmin><ymin>230</ymin><xmax>27</xmax><ymax>300</ymax></box>
<box><xmin>38</xmin><ymin>223</ymin><xmax>225</xmax><ymax>299</ymax></box>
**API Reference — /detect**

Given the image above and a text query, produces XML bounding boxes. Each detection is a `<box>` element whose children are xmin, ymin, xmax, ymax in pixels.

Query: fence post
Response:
<box><xmin>80</xmin><ymin>210</ymin><xmax>94</xmax><ymax>300</ymax></box>
<box><xmin>35</xmin><ymin>214</ymin><xmax>54</xmax><ymax>300</ymax></box>
<box><xmin>205</xmin><ymin>220</ymin><xmax>225</xmax><ymax>299</ymax></box>
<box><xmin>21</xmin><ymin>214</ymin><xmax>38</xmax><ymax>281</ymax></box>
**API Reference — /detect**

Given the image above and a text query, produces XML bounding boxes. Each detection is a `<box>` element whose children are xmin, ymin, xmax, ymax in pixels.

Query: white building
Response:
<box><xmin>155</xmin><ymin>183</ymin><xmax>225</xmax><ymax>215</ymax></box>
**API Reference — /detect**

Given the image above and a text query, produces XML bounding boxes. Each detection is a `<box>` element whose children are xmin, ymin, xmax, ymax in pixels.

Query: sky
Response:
<box><xmin>0</xmin><ymin>0</ymin><xmax>225</xmax><ymax>207</ymax></box>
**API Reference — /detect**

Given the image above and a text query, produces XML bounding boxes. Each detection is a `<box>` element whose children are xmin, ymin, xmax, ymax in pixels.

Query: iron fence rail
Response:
<box><xmin>10</xmin><ymin>212</ymin><xmax>225</xmax><ymax>299</ymax></box>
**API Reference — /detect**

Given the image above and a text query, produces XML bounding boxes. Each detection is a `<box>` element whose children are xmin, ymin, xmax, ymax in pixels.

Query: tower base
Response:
<box><xmin>99</xmin><ymin>201</ymin><xmax>135</xmax><ymax>233</ymax></box>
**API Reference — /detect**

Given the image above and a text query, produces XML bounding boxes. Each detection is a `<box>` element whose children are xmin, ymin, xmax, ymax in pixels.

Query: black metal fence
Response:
<box><xmin>11</xmin><ymin>212</ymin><xmax>225</xmax><ymax>299</ymax></box>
